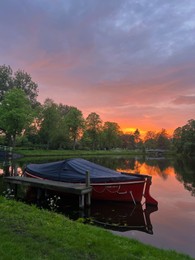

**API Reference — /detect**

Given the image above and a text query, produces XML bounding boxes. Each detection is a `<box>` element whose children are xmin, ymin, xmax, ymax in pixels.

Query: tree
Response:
<box><xmin>120</xmin><ymin>133</ymin><xmax>136</xmax><ymax>150</ymax></box>
<box><xmin>64</xmin><ymin>107</ymin><xmax>85</xmax><ymax>150</ymax></box>
<box><xmin>173</xmin><ymin>127</ymin><xmax>183</xmax><ymax>153</ymax></box>
<box><xmin>156</xmin><ymin>129</ymin><xmax>170</xmax><ymax>150</ymax></box>
<box><xmin>133</xmin><ymin>129</ymin><xmax>143</xmax><ymax>149</ymax></box>
<box><xmin>0</xmin><ymin>65</ymin><xmax>13</xmax><ymax>101</ymax></box>
<box><xmin>13</xmin><ymin>70</ymin><xmax>39</xmax><ymax>107</ymax></box>
<box><xmin>182</xmin><ymin>120</ymin><xmax>195</xmax><ymax>155</ymax></box>
<box><xmin>144</xmin><ymin>131</ymin><xmax>157</xmax><ymax>149</ymax></box>
<box><xmin>84</xmin><ymin>112</ymin><xmax>102</xmax><ymax>150</ymax></box>
<box><xmin>39</xmin><ymin>99</ymin><xmax>64</xmax><ymax>149</ymax></box>
<box><xmin>173</xmin><ymin>119</ymin><xmax>195</xmax><ymax>156</ymax></box>
<box><xmin>58</xmin><ymin>103</ymin><xmax>70</xmax><ymax>117</ymax></box>
<box><xmin>0</xmin><ymin>88</ymin><xmax>33</xmax><ymax>147</ymax></box>
<box><xmin>134</xmin><ymin>129</ymin><xmax>141</xmax><ymax>143</ymax></box>
<box><xmin>101</xmin><ymin>122</ymin><xmax>121</xmax><ymax>149</ymax></box>
<box><xmin>0</xmin><ymin>65</ymin><xmax>39</xmax><ymax>106</ymax></box>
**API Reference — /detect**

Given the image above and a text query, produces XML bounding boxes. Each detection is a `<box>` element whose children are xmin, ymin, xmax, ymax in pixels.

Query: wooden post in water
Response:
<box><xmin>79</xmin><ymin>194</ymin><xmax>85</xmax><ymax>209</ymax></box>
<box><xmin>85</xmin><ymin>171</ymin><xmax>91</xmax><ymax>207</ymax></box>
<box><xmin>79</xmin><ymin>171</ymin><xmax>91</xmax><ymax>208</ymax></box>
<box><xmin>86</xmin><ymin>170</ymin><xmax>90</xmax><ymax>187</ymax></box>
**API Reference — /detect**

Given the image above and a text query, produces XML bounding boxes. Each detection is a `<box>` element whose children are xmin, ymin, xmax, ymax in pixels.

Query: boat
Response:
<box><xmin>24</xmin><ymin>158</ymin><xmax>158</xmax><ymax>206</ymax></box>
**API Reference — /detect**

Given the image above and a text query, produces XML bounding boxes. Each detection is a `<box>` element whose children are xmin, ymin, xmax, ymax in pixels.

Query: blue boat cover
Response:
<box><xmin>25</xmin><ymin>158</ymin><xmax>142</xmax><ymax>183</ymax></box>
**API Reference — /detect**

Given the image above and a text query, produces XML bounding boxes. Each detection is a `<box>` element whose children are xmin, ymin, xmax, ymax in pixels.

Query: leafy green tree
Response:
<box><xmin>57</xmin><ymin>104</ymin><xmax>73</xmax><ymax>149</ymax></box>
<box><xmin>39</xmin><ymin>99</ymin><xmax>64</xmax><ymax>149</ymax></box>
<box><xmin>0</xmin><ymin>65</ymin><xmax>13</xmax><ymax>101</ymax></box>
<box><xmin>101</xmin><ymin>122</ymin><xmax>121</xmax><ymax>150</ymax></box>
<box><xmin>13</xmin><ymin>69</ymin><xmax>39</xmax><ymax>106</ymax></box>
<box><xmin>22</xmin><ymin>102</ymin><xmax>44</xmax><ymax>147</ymax></box>
<box><xmin>0</xmin><ymin>88</ymin><xmax>33</xmax><ymax>147</ymax></box>
<box><xmin>64</xmin><ymin>107</ymin><xmax>85</xmax><ymax>150</ymax></box>
<box><xmin>83</xmin><ymin>112</ymin><xmax>102</xmax><ymax>150</ymax></box>
<box><xmin>58</xmin><ymin>103</ymin><xmax>70</xmax><ymax>117</ymax></box>
<box><xmin>0</xmin><ymin>64</ymin><xmax>39</xmax><ymax>106</ymax></box>
<box><xmin>173</xmin><ymin>119</ymin><xmax>195</xmax><ymax>156</ymax></box>
<box><xmin>173</xmin><ymin>127</ymin><xmax>183</xmax><ymax>153</ymax></box>
<box><xmin>23</xmin><ymin>124</ymin><xmax>41</xmax><ymax>147</ymax></box>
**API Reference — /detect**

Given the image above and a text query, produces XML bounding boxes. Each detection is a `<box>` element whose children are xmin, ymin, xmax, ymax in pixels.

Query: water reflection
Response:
<box><xmin>174</xmin><ymin>158</ymin><xmax>195</xmax><ymax>197</ymax></box>
<box><xmin>87</xmin><ymin>201</ymin><xmax>157</xmax><ymax>234</ymax></box>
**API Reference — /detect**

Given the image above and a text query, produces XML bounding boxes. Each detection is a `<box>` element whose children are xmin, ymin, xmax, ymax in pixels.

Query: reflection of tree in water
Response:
<box><xmin>92</xmin><ymin>157</ymin><xmax>173</xmax><ymax>181</ymax></box>
<box><xmin>174</xmin><ymin>158</ymin><xmax>195</xmax><ymax>196</ymax></box>
<box><xmin>122</xmin><ymin>158</ymin><xmax>136</xmax><ymax>171</ymax></box>
<box><xmin>90</xmin><ymin>157</ymin><xmax>122</xmax><ymax>170</ymax></box>
<box><xmin>121</xmin><ymin>158</ymin><xmax>172</xmax><ymax>180</ymax></box>
<box><xmin>144</xmin><ymin>159</ymin><xmax>174</xmax><ymax>180</ymax></box>
<box><xmin>144</xmin><ymin>159</ymin><xmax>171</xmax><ymax>171</ymax></box>
<box><xmin>143</xmin><ymin>164</ymin><xmax>168</xmax><ymax>180</ymax></box>
<box><xmin>90</xmin><ymin>157</ymin><xmax>137</xmax><ymax>172</ymax></box>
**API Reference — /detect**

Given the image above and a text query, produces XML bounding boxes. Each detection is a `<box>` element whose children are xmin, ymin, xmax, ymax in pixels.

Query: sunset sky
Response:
<box><xmin>1</xmin><ymin>0</ymin><xmax>195</xmax><ymax>135</ymax></box>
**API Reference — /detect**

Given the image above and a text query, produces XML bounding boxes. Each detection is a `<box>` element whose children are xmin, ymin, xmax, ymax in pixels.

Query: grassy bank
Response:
<box><xmin>14</xmin><ymin>148</ymin><xmax>175</xmax><ymax>158</ymax></box>
<box><xmin>0</xmin><ymin>196</ymin><xmax>192</xmax><ymax>260</ymax></box>
<box><xmin>15</xmin><ymin>148</ymin><xmax>142</xmax><ymax>157</ymax></box>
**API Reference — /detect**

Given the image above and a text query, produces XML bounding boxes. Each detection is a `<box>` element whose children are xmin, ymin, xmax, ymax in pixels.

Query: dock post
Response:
<box><xmin>79</xmin><ymin>195</ymin><xmax>85</xmax><ymax>209</ymax></box>
<box><xmin>86</xmin><ymin>171</ymin><xmax>90</xmax><ymax>187</ymax></box>
<box><xmin>86</xmin><ymin>192</ymin><xmax>91</xmax><ymax>207</ymax></box>
<box><xmin>85</xmin><ymin>171</ymin><xmax>91</xmax><ymax>207</ymax></box>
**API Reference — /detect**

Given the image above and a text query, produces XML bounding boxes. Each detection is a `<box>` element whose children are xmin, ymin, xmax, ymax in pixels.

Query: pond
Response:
<box><xmin>0</xmin><ymin>155</ymin><xmax>195</xmax><ymax>258</ymax></box>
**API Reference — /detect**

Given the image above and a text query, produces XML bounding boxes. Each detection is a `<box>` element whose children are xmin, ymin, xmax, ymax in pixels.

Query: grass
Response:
<box><xmin>14</xmin><ymin>148</ymin><xmax>143</xmax><ymax>157</ymax></box>
<box><xmin>0</xmin><ymin>196</ymin><xmax>193</xmax><ymax>260</ymax></box>
<box><xmin>13</xmin><ymin>147</ymin><xmax>176</xmax><ymax>159</ymax></box>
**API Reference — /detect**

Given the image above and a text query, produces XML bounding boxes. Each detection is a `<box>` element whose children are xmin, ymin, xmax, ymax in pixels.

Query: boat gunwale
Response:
<box><xmin>24</xmin><ymin>171</ymin><xmax>146</xmax><ymax>185</ymax></box>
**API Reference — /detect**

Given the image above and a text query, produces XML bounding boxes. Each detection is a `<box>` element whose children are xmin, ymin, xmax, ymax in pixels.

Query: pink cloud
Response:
<box><xmin>172</xmin><ymin>96</ymin><xmax>195</xmax><ymax>105</ymax></box>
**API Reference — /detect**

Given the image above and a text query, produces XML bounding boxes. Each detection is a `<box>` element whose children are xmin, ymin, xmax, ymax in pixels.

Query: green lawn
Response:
<box><xmin>14</xmin><ymin>148</ymin><xmax>143</xmax><ymax>157</ymax></box>
<box><xmin>0</xmin><ymin>196</ymin><xmax>192</xmax><ymax>260</ymax></box>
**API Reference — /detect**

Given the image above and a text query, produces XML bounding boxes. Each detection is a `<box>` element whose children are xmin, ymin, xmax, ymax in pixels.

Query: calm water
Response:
<box><xmin>0</xmin><ymin>156</ymin><xmax>195</xmax><ymax>258</ymax></box>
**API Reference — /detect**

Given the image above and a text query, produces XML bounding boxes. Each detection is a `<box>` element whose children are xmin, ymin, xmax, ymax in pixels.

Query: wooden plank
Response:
<box><xmin>4</xmin><ymin>176</ymin><xmax>92</xmax><ymax>195</ymax></box>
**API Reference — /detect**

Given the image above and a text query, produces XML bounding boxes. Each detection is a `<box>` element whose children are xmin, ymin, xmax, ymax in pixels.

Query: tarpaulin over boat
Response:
<box><xmin>25</xmin><ymin>158</ymin><xmax>143</xmax><ymax>183</ymax></box>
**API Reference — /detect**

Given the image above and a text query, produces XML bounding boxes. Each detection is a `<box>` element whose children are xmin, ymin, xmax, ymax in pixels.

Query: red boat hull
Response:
<box><xmin>91</xmin><ymin>181</ymin><xmax>145</xmax><ymax>203</ymax></box>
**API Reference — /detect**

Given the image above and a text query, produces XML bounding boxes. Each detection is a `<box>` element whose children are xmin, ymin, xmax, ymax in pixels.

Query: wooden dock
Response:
<box><xmin>4</xmin><ymin>175</ymin><xmax>92</xmax><ymax>209</ymax></box>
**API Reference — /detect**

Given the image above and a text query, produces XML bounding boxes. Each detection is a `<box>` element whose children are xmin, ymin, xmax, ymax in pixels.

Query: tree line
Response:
<box><xmin>0</xmin><ymin>65</ymin><xmax>194</xmax><ymax>156</ymax></box>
